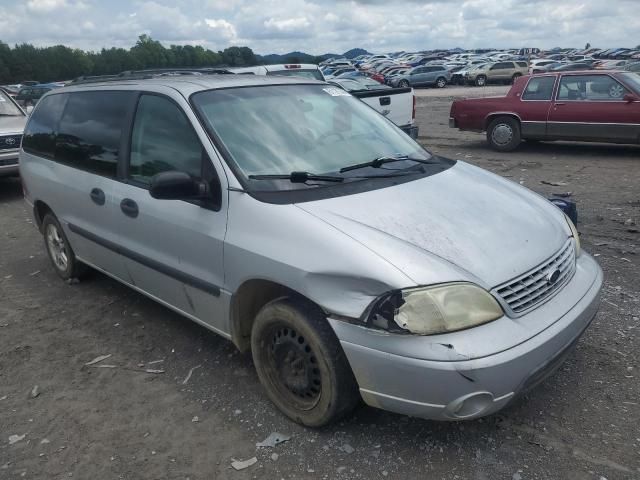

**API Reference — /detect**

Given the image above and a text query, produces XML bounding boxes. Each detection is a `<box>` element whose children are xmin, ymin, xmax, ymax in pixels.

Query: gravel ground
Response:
<box><xmin>1</xmin><ymin>86</ymin><xmax>639</xmax><ymax>480</ymax></box>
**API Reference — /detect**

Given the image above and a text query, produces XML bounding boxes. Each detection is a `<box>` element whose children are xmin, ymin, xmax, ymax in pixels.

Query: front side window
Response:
<box><xmin>22</xmin><ymin>93</ymin><xmax>68</xmax><ymax>159</ymax></box>
<box><xmin>55</xmin><ymin>91</ymin><xmax>132</xmax><ymax>177</ymax></box>
<box><xmin>192</xmin><ymin>84</ymin><xmax>451</xmax><ymax>196</ymax></box>
<box><xmin>522</xmin><ymin>76</ymin><xmax>556</xmax><ymax>100</ymax></box>
<box><xmin>129</xmin><ymin>94</ymin><xmax>203</xmax><ymax>185</ymax></box>
<box><xmin>557</xmin><ymin>75</ymin><xmax>630</xmax><ymax>101</ymax></box>
<box><xmin>0</xmin><ymin>90</ymin><xmax>24</xmax><ymax>116</ymax></box>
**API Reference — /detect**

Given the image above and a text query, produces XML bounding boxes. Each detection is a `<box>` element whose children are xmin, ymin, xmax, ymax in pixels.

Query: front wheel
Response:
<box><xmin>487</xmin><ymin>116</ymin><xmax>522</xmax><ymax>152</ymax></box>
<box><xmin>398</xmin><ymin>79</ymin><xmax>410</xmax><ymax>88</ymax></box>
<box><xmin>251</xmin><ymin>298</ymin><xmax>360</xmax><ymax>427</ymax></box>
<box><xmin>512</xmin><ymin>73</ymin><xmax>522</xmax><ymax>84</ymax></box>
<box><xmin>435</xmin><ymin>77</ymin><xmax>447</xmax><ymax>88</ymax></box>
<box><xmin>42</xmin><ymin>213</ymin><xmax>88</xmax><ymax>281</ymax></box>
<box><xmin>475</xmin><ymin>75</ymin><xmax>487</xmax><ymax>87</ymax></box>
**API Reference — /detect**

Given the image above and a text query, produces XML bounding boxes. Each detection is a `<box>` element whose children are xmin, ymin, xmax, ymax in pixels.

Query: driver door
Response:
<box><xmin>547</xmin><ymin>74</ymin><xmax>639</xmax><ymax>142</ymax></box>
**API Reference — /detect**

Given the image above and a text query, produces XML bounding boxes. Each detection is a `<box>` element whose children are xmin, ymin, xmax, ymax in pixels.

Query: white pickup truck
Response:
<box><xmin>230</xmin><ymin>65</ymin><xmax>419</xmax><ymax>139</ymax></box>
<box><xmin>343</xmin><ymin>84</ymin><xmax>418</xmax><ymax>139</ymax></box>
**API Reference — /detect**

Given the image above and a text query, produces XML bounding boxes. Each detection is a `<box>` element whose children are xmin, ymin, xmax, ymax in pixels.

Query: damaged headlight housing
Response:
<box><xmin>366</xmin><ymin>282</ymin><xmax>503</xmax><ymax>335</ymax></box>
<box><xmin>564</xmin><ymin>213</ymin><xmax>581</xmax><ymax>256</ymax></box>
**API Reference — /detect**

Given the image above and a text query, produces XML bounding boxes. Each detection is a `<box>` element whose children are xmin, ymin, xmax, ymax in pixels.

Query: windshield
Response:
<box><xmin>620</xmin><ymin>72</ymin><xmax>640</xmax><ymax>92</ymax></box>
<box><xmin>267</xmin><ymin>69</ymin><xmax>324</xmax><ymax>81</ymax></box>
<box><xmin>0</xmin><ymin>90</ymin><xmax>24</xmax><ymax>116</ymax></box>
<box><xmin>192</xmin><ymin>84</ymin><xmax>433</xmax><ymax>191</ymax></box>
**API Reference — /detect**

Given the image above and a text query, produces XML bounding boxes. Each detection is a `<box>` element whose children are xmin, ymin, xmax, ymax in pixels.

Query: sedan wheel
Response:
<box><xmin>476</xmin><ymin>75</ymin><xmax>487</xmax><ymax>87</ymax></box>
<box><xmin>487</xmin><ymin>116</ymin><xmax>522</xmax><ymax>152</ymax></box>
<box><xmin>399</xmin><ymin>80</ymin><xmax>410</xmax><ymax>88</ymax></box>
<box><xmin>609</xmin><ymin>84</ymin><xmax>624</xmax><ymax>98</ymax></box>
<box><xmin>436</xmin><ymin>77</ymin><xmax>447</xmax><ymax>88</ymax></box>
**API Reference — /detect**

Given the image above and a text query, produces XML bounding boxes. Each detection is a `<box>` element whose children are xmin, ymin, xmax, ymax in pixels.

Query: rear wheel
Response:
<box><xmin>487</xmin><ymin>116</ymin><xmax>521</xmax><ymax>152</ymax></box>
<box><xmin>475</xmin><ymin>75</ymin><xmax>487</xmax><ymax>87</ymax></box>
<box><xmin>435</xmin><ymin>77</ymin><xmax>447</xmax><ymax>88</ymax></box>
<box><xmin>42</xmin><ymin>213</ymin><xmax>87</xmax><ymax>281</ymax></box>
<box><xmin>251</xmin><ymin>298</ymin><xmax>360</xmax><ymax>427</ymax></box>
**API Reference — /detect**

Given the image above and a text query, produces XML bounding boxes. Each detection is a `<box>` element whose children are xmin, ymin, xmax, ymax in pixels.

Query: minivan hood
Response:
<box><xmin>297</xmin><ymin>161</ymin><xmax>569</xmax><ymax>289</ymax></box>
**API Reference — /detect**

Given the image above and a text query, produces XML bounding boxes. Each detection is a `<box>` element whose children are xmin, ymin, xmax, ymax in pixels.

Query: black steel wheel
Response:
<box><xmin>251</xmin><ymin>298</ymin><xmax>360</xmax><ymax>427</ymax></box>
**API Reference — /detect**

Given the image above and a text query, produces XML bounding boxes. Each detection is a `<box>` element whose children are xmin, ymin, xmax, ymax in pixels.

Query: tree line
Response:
<box><xmin>0</xmin><ymin>35</ymin><xmax>260</xmax><ymax>84</ymax></box>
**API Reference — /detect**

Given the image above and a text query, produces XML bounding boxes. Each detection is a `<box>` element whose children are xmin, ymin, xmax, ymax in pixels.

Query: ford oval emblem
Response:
<box><xmin>546</xmin><ymin>269</ymin><xmax>561</xmax><ymax>285</ymax></box>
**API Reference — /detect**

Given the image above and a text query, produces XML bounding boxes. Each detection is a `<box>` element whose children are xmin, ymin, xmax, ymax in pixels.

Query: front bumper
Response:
<box><xmin>0</xmin><ymin>149</ymin><xmax>20</xmax><ymax>177</ymax></box>
<box><xmin>329</xmin><ymin>253</ymin><xmax>602</xmax><ymax>421</ymax></box>
<box><xmin>400</xmin><ymin>124</ymin><xmax>419</xmax><ymax>139</ymax></box>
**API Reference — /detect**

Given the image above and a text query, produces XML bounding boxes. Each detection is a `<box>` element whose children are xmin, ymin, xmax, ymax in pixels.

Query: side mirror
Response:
<box><xmin>623</xmin><ymin>93</ymin><xmax>638</xmax><ymax>103</ymax></box>
<box><xmin>149</xmin><ymin>171</ymin><xmax>208</xmax><ymax>200</ymax></box>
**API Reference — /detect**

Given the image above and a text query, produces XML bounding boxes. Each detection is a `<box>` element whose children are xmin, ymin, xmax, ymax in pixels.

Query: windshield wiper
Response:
<box><xmin>248</xmin><ymin>171</ymin><xmax>344</xmax><ymax>183</ymax></box>
<box><xmin>340</xmin><ymin>154</ymin><xmax>436</xmax><ymax>173</ymax></box>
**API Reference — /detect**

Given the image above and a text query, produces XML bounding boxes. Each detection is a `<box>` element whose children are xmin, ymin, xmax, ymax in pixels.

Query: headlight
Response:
<box><xmin>564</xmin><ymin>214</ymin><xmax>581</xmax><ymax>256</ymax></box>
<box><xmin>366</xmin><ymin>282</ymin><xmax>503</xmax><ymax>335</ymax></box>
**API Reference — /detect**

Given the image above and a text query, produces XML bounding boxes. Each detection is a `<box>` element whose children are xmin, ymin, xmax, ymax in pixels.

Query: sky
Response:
<box><xmin>1</xmin><ymin>0</ymin><xmax>639</xmax><ymax>55</ymax></box>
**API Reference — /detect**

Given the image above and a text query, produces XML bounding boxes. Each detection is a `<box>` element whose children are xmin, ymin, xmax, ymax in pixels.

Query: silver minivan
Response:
<box><xmin>20</xmin><ymin>73</ymin><xmax>602</xmax><ymax>427</ymax></box>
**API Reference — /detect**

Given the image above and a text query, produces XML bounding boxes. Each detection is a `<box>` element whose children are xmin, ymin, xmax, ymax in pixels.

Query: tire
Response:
<box><xmin>251</xmin><ymin>298</ymin><xmax>360</xmax><ymax>427</ymax></box>
<box><xmin>512</xmin><ymin>72</ymin><xmax>522</xmax><ymax>84</ymax></box>
<box><xmin>435</xmin><ymin>77</ymin><xmax>447</xmax><ymax>88</ymax></box>
<box><xmin>42</xmin><ymin>213</ymin><xmax>88</xmax><ymax>281</ymax></box>
<box><xmin>398</xmin><ymin>79</ymin><xmax>410</xmax><ymax>88</ymax></box>
<box><xmin>487</xmin><ymin>116</ymin><xmax>522</xmax><ymax>152</ymax></box>
<box><xmin>475</xmin><ymin>75</ymin><xmax>487</xmax><ymax>87</ymax></box>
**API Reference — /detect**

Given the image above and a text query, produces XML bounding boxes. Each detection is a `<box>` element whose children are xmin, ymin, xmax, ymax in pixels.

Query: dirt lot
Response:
<box><xmin>1</xmin><ymin>86</ymin><xmax>639</xmax><ymax>480</ymax></box>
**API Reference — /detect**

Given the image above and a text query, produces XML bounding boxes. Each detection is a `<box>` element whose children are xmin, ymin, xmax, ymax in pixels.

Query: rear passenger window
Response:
<box><xmin>55</xmin><ymin>91</ymin><xmax>131</xmax><ymax>177</ymax></box>
<box><xmin>128</xmin><ymin>95</ymin><xmax>202</xmax><ymax>185</ymax></box>
<box><xmin>22</xmin><ymin>93</ymin><xmax>68</xmax><ymax>159</ymax></box>
<box><xmin>522</xmin><ymin>76</ymin><xmax>556</xmax><ymax>100</ymax></box>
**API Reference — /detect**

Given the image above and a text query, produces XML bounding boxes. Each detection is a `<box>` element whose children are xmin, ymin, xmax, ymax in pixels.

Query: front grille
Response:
<box><xmin>494</xmin><ymin>239</ymin><xmax>576</xmax><ymax>315</ymax></box>
<box><xmin>0</xmin><ymin>134</ymin><xmax>22</xmax><ymax>151</ymax></box>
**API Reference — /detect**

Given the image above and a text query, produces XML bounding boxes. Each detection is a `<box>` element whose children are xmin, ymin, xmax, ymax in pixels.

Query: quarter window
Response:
<box><xmin>22</xmin><ymin>93</ymin><xmax>68</xmax><ymax>159</ymax></box>
<box><xmin>55</xmin><ymin>91</ymin><xmax>132</xmax><ymax>177</ymax></box>
<box><xmin>557</xmin><ymin>75</ymin><xmax>629</xmax><ymax>101</ymax></box>
<box><xmin>522</xmin><ymin>76</ymin><xmax>556</xmax><ymax>100</ymax></box>
<box><xmin>128</xmin><ymin>95</ymin><xmax>203</xmax><ymax>184</ymax></box>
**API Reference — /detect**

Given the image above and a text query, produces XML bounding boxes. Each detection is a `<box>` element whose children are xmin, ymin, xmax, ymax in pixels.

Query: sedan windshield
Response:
<box><xmin>0</xmin><ymin>90</ymin><xmax>24</xmax><ymax>116</ymax></box>
<box><xmin>192</xmin><ymin>84</ymin><xmax>435</xmax><ymax>191</ymax></box>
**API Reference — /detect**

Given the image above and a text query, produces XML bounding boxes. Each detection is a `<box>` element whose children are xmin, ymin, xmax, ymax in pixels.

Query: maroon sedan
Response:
<box><xmin>449</xmin><ymin>70</ymin><xmax>640</xmax><ymax>151</ymax></box>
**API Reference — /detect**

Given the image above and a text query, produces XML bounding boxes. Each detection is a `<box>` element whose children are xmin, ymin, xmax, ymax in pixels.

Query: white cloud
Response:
<box><xmin>26</xmin><ymin>0</ymin><xmax>67</xmax><ymax>12</ymax></box>
<box><xmin>263</xmin><ymin>17</ymin><xmax>311</xmax><ymax>32</ymax></box>
<box><xmin>3</xmin><ymin>0</ymin><xmax>640</xmax><ymax>54</ymax></box>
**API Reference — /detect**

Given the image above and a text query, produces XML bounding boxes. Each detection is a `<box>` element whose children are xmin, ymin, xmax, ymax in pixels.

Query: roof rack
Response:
<box><xmin>70</xmin><ymin>67</ymin><xmax>235</xmax><ymax>85</ymax></box>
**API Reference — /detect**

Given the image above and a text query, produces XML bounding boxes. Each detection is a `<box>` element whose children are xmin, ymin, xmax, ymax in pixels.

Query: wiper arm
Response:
<box><xmin>248</xmin><ymin>171</ymin><xmax>344</xmax><ymax>183</ymax></box>
<box><xmin>340</xmin><ymin>155</ymin><xmax>436</xmax><ymax>173</ymax></box>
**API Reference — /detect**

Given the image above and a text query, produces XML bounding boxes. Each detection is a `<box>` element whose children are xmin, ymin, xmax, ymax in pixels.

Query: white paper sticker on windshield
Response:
<box><xmin>322</xmin><ymin>87</ymin><xmax>350</xmax><ymax>97</ymax></box>
<box><xmin>0</xmin><ymin>97</ymin><xmax>5</xmax><ymax>102</ymax></box>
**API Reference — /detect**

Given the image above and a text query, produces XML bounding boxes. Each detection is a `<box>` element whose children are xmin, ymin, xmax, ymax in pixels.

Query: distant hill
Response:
<box><xmin>257</xmin><ymin>48</ymin><xmax>371</xmax><ymax>65</ymax></box>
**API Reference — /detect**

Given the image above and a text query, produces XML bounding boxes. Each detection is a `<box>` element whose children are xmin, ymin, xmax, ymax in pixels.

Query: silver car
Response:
<box><xmin>0</xmin><ymin>89</ymin><xmax>27</xmax><ymax>177</ymax></box>
<box><xmin>19</xmin><ymin>74</ymin><xmax>602</xmax><ymax>427</ymax></box>
<box><xmin>391</xmin><ymin>65</ymin><xmax>451</xmax><ymax>88</ymax></box>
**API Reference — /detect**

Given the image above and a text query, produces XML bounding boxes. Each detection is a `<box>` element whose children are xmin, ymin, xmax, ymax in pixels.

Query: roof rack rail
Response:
<box><xmin>70</xmin><ymin>67</ymin><xmax>234</xmax><ymax>85</ymax></box>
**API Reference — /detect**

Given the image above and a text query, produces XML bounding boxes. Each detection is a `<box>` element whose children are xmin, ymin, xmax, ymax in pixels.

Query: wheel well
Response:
<box><xmin>230</xmin><ymin>279</ymin><xmax>317</xmax><ymax>352</ymax></box>
<box><xmin>485</xmin><ymin>113</ymin><xmax>521</xmax><ymax>131</ymax></box>
<box><xmin>33</xmin><ymin>200</ymin><xmax>53</xmax><ymax>233</ymax></box>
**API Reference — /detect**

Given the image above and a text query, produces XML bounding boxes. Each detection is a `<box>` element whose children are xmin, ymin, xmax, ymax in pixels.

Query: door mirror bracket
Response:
<box><xmin>623</xmin><ymin>93</ymin><xmax>638</xmax><ymax>103</ymax></box>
